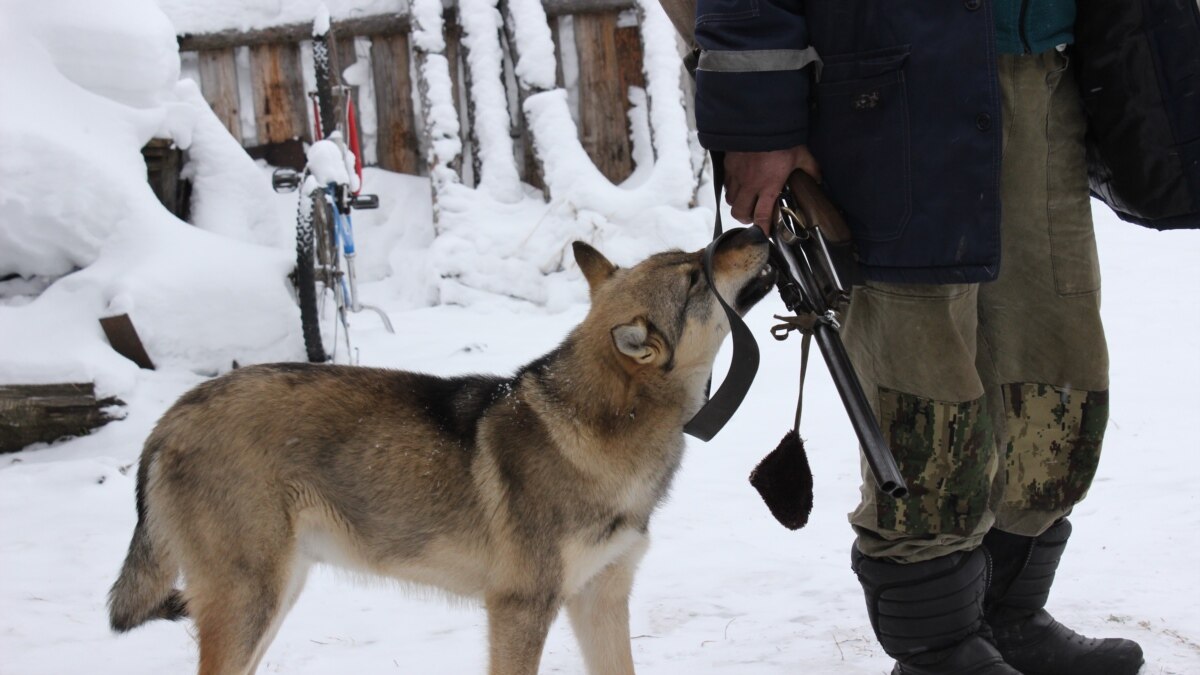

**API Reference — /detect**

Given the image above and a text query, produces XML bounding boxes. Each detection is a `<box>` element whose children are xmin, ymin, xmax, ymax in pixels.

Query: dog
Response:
<box><xmin>108</xmin><ymin>229</ymin><xmax>775</xmax><ymax>675</ymax></box>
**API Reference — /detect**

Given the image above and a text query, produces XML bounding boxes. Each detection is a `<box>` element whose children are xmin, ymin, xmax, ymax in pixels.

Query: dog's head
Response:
<box><xmin>573</xmin><ymin>229</ymin><xmax>774</xmax><ymax>399</ymax></box>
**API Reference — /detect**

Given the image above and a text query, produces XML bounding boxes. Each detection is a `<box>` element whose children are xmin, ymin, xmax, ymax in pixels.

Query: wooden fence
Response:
<box><xmin>178</xmin><ymin>0</ymin><xmax>649</xmax><ymax>188</ymax></box>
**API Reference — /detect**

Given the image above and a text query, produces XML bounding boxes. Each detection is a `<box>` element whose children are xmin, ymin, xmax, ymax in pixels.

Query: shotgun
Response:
<box><xmin>768</xmin><ymin>170</ymin><xmax>908</xmax><ymax>500</ymax></box>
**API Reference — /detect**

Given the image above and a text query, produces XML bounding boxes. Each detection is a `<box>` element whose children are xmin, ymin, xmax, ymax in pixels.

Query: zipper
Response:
<box><xmin>1018</xmin><ymin>0</ymin><xmax>1032</xmax><ymax>54</ymax></box>
<box><xmin>983</xmin><ymin>547</ymin><xmax>994</xmax><ymax>608</ymax></box>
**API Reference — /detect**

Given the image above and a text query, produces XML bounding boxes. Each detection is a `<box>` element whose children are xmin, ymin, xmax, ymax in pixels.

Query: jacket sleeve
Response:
<box><xmin>693</xmin><ymin>0</ymin><xmax>813</xmax><ymax>151</ymax></box>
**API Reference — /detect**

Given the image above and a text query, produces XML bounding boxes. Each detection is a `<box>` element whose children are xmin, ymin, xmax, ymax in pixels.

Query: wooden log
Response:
<box><xmin>0</xmin><ymin>384</ymin><xmax>124</xmax><ymax>454</ymax></box>
<box><xmin>574</xmin><ymin>10</ymin><xmax>634</xmax><ymax>183</ymax></box>
<box><xmin>371</xmin><ymin>32</ymin><xmax>422</xmax><ymax>174</ymax></box>
<box><xmin>249</xmin><ymin>42</ymin><xmax>310</xmax><ymax>144</ymax></box>
<box><xmin>176</xmin><ymin>2</ymin><xmax>635</xmax><ymax>52</ymax></box>
<box><xmin>196</xmin><ymin>48</ymin><xmax>243</xmax><ymax>143</ymax></box>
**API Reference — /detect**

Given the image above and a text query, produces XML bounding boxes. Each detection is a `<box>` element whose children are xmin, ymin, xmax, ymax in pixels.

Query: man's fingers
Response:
<box><xmin>730</xmin><ymin>192</ymin><xmax>755</xmax><ymax>224</ymax></box>
<box><xmin>752</xmin><ymin>190</ymin><xmax>776</xmax><ymax>232</ymax></box>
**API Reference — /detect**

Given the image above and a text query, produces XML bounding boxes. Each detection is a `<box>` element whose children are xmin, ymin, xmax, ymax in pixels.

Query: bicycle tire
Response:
<box><xmin>295</xmin><ymin>190</ymin><xmax>332</xmax><ymax>362</ymax></box>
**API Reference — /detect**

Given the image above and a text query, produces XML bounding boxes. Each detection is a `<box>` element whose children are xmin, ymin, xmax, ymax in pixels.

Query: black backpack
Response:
<box><xmin>1076</xmin><ymin>0</ymin><xmax>1200</xmax><ymax>230</ymax></box>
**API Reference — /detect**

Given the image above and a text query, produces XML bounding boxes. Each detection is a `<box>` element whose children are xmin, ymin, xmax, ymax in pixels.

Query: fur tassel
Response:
<box><xmin>749</xmin><ymin>429</ymin><xmax>814</xmax><ymax>530</ymax></box>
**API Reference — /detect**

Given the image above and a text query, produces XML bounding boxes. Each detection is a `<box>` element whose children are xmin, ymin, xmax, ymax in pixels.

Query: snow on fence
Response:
<box><xmin>177</xmin><ymin>0</ymin><xmax>654</xmax><ymax>190</ymax></box>
<box><xmin>175</xmin><ymin>0</ymin><xmax>704</xmax><ymax>307</ymax></box>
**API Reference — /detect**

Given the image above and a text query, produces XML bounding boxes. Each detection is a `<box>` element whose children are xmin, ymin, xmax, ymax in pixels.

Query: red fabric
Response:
<box><xmin>346</xmin><ymin>97</ymin><xmax>363</xmax><ymax>192</ymax></box>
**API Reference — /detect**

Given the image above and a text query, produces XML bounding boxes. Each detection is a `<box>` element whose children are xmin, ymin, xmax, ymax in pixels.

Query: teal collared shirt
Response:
<box><xmin>993</xmin><ymin>0</ymin><xmax>1075</xmax><ymax>54</ymax></box>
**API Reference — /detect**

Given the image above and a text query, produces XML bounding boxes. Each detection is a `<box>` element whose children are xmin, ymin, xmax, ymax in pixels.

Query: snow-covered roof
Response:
<box><xmin>158</xmin><ymin>0</ymin><xmax>409</xmax><ymax>36</ymax></box>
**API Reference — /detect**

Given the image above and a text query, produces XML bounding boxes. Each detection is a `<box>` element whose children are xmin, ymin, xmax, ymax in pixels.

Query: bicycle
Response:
<box><xmin>272</xmin><ymin>18</ymin><xmax>393</xmax><ymax>363</ymax></box>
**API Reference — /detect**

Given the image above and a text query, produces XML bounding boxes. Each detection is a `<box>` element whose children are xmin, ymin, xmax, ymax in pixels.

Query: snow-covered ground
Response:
<box><xmin>2</xmin><ymin>203</ymin><xmax>1198</xmax><ymax>674</ymax></box>
<box><xmin>1</xmin><ymin>0</ymin><xmax>1198</xmax><ymax>672</ymax></box>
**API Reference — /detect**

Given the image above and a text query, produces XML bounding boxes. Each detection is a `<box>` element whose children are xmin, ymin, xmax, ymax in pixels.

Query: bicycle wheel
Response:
<box><xmin>295</xmin><ymin>190</ymin><xmax>335</xmax><ymax>362</ymax></box>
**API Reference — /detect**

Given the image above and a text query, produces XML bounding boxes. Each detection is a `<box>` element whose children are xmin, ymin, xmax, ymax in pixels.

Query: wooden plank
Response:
<box><xmin>0</xmin><ymin>383</ymin><xmax>124</xmax><ymax>454</ymax></box>
<box><xmin>142</xmin><ymin>140</ymin><xmax>189</xmax><ymax>220</ymax></box>
<box><xmin>371</xmin><ymin>32</ymin><xmax>421</xmax><ymax>174</ymax></box>
<box><xmin>249</xmin><ymin>42</ymin><xmax>310</xmax><ymax>144</ymax></box>
<box><xmin>334</xmin><ymin>35</ymin><xmax>363</xmax><ymax>149</ymax></box>
<box><xmin>550</xmin><ymin>16</ymin><xmax>565</xmax><ymax>88</ymax></box>
<box><xmin>444</xmin><ymin>10</ymin><xmax>468</xmax><ymax>182</ymax></box>
<box><xmin>176</xmin><ymin>2</ymin><xmax>636</xmax><ymax>51</ymax></box>
<box><xmin>246</xmin><ymin>139</ymin><xmax>307</xmax><ymax>170</ymax></box>
<box><xmin>614</xmin><ymin>22</ymin><xmax>644</xmax><ymax>116</ymax></box>
<box><xmin>497</xmin><ymin>0</ymin><xmax>546</xmax><ymax>190</ymax></box>
<box><xmin>100</xmin><ymin>314</ymin><xmax>156</xmax><ymax>370</ymax></box>
<box><xmin>574</xmin><ymin>10</ymin><xmax>633</xmax><ymax>183</ymax></box>
<box><xmin>543</xmin><ymin>0</ymin><xmax>633</xmax><ymax>17</ymax></box>
<box><xmin>196</xmin><ymin>48</ymin><xmax>243</xmax><ymax>143</ymax></box>
<box><xmin>453</xmin><ymin>11</ymin><xmax>483</xmax><ymax>185</ymax></box>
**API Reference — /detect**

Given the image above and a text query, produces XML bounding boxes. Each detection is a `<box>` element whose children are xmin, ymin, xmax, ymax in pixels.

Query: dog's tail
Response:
<box><xmin>108</xmin><ymin>438</ymin><xmax>188</xmax><ymax>632</ymax></box>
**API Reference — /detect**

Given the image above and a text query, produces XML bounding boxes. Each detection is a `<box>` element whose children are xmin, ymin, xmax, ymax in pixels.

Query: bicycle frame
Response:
<box><xmin>322</xmin><ymin>183</ymin><xmax>394</xmax><ymax>334</ymax></box>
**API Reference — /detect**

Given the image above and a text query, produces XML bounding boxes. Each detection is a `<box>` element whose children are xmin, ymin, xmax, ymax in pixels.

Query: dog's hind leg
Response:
<box><xmin>191</xmin><ymin>551</ymin><xmax>306</xmax><ymax>675</ymax></box>
<box><xmin>565</xmin><ymin>540</ymin><xmax>648</xmax><ymax>675</ymax></box>
<box><xmin>485</xmin><ymin>591</ymin><xmax>559</xmax><ymax>675</ymax></box>
<box><xmin>183</xmin><ymin>514</ymin><xmax>303</xmax><ymax>675</ymax></box>
<box><xmin>245</xmin><ymin>555</ymin><xmax>311</xmax><ymax>674</ymax></box>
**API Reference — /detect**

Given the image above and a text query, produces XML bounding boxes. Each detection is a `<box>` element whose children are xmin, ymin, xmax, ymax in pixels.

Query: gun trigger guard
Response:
<box><xmin>779</xmin><ymin>205</ymin><xmax>810</xmax><ymax>233</ymax></box>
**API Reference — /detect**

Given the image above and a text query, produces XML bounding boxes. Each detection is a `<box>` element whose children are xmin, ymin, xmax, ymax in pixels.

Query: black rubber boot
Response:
<box><xmin>984</xmin><ymin>519</ymin><xmax>1144</xmax><ymax>675</ymax></box>
<box><xmin>852</xmin><ymin>546</ymin><xmax>1022</xmax><ymax>675</ymax></box>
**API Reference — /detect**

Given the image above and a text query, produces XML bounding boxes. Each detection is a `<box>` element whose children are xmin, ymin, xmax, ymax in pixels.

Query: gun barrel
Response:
<box><xmin>812</xmin><ymin>322</ymin><xmax>909</xmax><ymax>498</ymax></box>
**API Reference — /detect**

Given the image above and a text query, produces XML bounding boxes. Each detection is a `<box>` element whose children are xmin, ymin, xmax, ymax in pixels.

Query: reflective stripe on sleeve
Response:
<box><xmin>697</xmin><ymin>46</ymin><xmax>822</xmax><ymax>75</ymax></box>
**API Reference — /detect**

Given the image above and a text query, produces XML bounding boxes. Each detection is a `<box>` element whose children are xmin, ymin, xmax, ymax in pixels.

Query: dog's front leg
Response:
<box><xmin>485</xmin><ymin>591</ymin><xmax>558</xmax><ymax>675</ymax></box>
<box><xmin>566</xmin><ymin>538</ymin><xmax>649</xmax><ymax>675</ymax></box>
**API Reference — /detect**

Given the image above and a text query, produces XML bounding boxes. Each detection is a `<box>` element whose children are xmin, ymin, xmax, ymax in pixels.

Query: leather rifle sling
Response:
<box><xmin>683</xmin><ymin>152</ymin><xmax>763</xmax><ymax>441</ymax></box>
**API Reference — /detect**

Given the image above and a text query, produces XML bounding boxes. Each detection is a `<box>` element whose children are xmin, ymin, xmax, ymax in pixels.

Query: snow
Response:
<box><xmin>411</xmin><ymin>0</ymin><xmax>464</xmax><ymax>199</ymax></box>
<box><xmin>1</xmin><ymin>0</ymin><xmax>1198</xmax><ymax>673</ymax></box>
<box><xmin>506</xmin><ymin>0</ymin><xmax>559</xmax><ymax>91</ymax></box>
<box><xmin>170</xmin><ymin>79</ymin><xmax>288</xmax><ymax>248</ymax></box>
<box><xmin>422</xmin><ymin>0</ymin><xmax>706</xmax><ymax>307</ymax></box>
<box><xmin>0</xmin><ymin>0</ymin><xmax>302</xmax><ymax>392</ymax></box>
<box><xmin>455</xmin><ymin>0</ymin><xmax>525</xmax><ymax>204</ymax></box>
<box><xmin>20</xmin><ymin>0</ymin><xmax>180</xmax><ymax>108</ymax></box>
<box><xmin>306</xmin><ymin>135</ymin><xmax>357</xmax><ymax>190</ymax></box>
<box><xmin>2</xmin><ymin>207</ymin><xmax>1198</xmax><ymax>674</ymax></box>
<box><xmin>313</xmin><ymin>2</ymin><xmax>331</xmax><ymax>37</ymax></box>
<box><xmin>158</xmin><ymin>0</ymin><xmax>405</xmax><ymax>35</ymax></box>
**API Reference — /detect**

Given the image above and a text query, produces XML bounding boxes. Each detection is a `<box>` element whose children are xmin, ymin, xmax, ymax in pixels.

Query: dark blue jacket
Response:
<box><xmin>694</xmin><ymin>0</ymin><xmax>1200</xmax><ymax>284</ymax></box>
<box><xmin>696</xmin><ymin>1</ymin><xmax>1003</xmax><ymax>284</ymax></box>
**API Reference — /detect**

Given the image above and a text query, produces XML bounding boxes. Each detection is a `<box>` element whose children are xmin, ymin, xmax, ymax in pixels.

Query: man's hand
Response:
<box><xmin>724</xmin><ymin>146</ymin><xmax>822</xmax><ymax>234</ymax></box>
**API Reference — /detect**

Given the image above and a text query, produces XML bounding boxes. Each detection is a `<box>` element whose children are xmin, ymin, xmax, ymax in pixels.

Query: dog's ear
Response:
<box><xmin>611</xmin><ymin>318</ymin><xmax>671</xmax><ymax>368</ymax></box>
<box><xmin>573</xmin><ymin>241</ymin><xmax>616</xmax><ymax>294</ymax></box>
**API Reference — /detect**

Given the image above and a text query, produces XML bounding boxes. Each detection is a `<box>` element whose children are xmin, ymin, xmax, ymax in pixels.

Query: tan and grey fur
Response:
<box><xmin>108</xmin><ymin>231</ymin><xmax>774</xmax><ymax>675</ymax></box>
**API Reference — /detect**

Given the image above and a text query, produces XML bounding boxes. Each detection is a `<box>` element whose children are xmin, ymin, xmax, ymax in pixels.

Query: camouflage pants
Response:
<box><xmin>843</xmin><ymin>51</ymin><xmax>1109</xmax><ymax>562</ymax></box>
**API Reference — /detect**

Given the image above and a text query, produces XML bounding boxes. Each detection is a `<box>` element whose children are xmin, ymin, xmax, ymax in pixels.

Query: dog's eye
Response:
<box><xmin>688</xmin><ymin>269</ymin><xmax>702</xmax><ymax>288</ymax></box>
